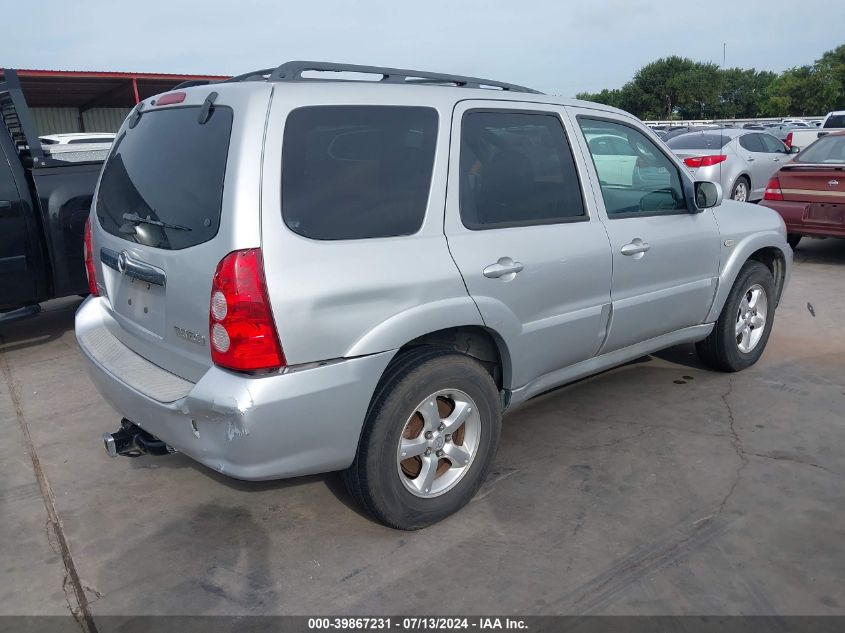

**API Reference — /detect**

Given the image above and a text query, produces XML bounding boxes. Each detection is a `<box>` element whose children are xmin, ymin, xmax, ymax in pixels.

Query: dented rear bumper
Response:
<box><xmin>75</xmin><ymin>297</ymin><xmax>394</xmax><ymax>480</ymax></box>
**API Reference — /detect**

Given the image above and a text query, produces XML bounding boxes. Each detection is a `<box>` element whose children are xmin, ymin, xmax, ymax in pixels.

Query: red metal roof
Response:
<box><xmin>0</xmin><ymin>68</ymin><xmax>230</xmax><ymax>108</ymax></box>
<box><xmin>11</xmin><ymin>69</ymin><xmax>228</xmax><ymax>80</ymax></box>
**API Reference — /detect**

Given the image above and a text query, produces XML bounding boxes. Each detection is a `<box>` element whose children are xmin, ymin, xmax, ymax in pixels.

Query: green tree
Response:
<box><xmin>574</xmin><ymin>43</ymin><xmax>845</xmax><ymax>119</ymax></box>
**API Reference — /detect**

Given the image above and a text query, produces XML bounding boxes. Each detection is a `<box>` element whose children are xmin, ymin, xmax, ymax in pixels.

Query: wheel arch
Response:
<box><xmin>396</xmin><ymin>325</ymin><xmax>511</xmax><ymax>392</ymax></box>
<box><xmin>706</xmin><ymin>232</ymin><xmax>791</xmax><ymax>322</ymax></box>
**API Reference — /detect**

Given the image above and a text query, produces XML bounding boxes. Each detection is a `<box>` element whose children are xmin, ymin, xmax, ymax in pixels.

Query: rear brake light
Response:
<box><xmin>684</xmin><ymin>154</ymin><xmax>727</xmax><ymax>168</ymax></box>
<box><xmin>155</xmin><ymin>92</ymin><xmax>186</xmax><ymax>106</ymax></box>
<box><xmin>83</xmin><ymin>217</ymin><xmax>99</xmax><ymax>296</ymax></box>
<box><xmin>785</xmin><ymin>132</ymin><xmax>793</xmax><ymax>149</ymax></box>
<box><xmin>763</xmin><ymin>177</ymin><xmax>784</xmax><ymax>201</ymax></box>
<box><xmin>209</xmin><ymin>249</ymin><xmax>285</xmax><ymax>372</ymax></box>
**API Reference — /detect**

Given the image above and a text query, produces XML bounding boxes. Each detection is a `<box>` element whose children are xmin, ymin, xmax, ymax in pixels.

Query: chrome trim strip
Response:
<box><xmin>100</xmin><ymin>247</ymin><xmax>167</xmax><ymax>287</ymax></box>
<box><xmin>782</xmin><ymin>189</ymin><xmax>845</xmax><ymax>199</ymax></box>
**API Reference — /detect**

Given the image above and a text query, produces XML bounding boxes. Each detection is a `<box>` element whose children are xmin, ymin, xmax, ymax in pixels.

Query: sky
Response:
<box><xmin>5</xmin><ymin>0</ymin><xmax>844</xmax><ymax>97</ymax></box>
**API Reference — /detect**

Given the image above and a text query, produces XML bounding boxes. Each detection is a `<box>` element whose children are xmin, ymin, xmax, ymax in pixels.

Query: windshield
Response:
<box><xmin>794</xmin><ymin>135</ymin><xmax>845</xmax><ymax>164</ymax></box>
<box><xmin>666</xmin><ymin>133</ymin><xmax>732</xmax><ymax>150</ymax></box>
<box><xmin>96</xmin><ymin>105</ymin><xmax>233</xmax><ymax>250</ymax></box>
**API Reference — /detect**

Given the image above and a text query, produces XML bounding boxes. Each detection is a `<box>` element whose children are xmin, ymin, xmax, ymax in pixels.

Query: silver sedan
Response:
<box><xmin>666</xmin><ymin>128</ymin><xmax>794</xmax><ymax>202</ymax></box>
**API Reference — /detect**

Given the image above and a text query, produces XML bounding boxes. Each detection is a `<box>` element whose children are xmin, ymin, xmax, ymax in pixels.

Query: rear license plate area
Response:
<box><xmin>806</xmin><ymin>203</ymin><xmax>844</xmax><ymax>225</ymax></box>
<box><xmin>112</xmin><ymin>277</ymin><xmax>166</xmax><ymax>337</ymax></box>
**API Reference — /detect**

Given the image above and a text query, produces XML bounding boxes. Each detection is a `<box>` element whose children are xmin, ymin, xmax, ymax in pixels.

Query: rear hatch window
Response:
<box><xmin>96</xmin><ymin>105</ymin><xmax>233</xmax><ymax>250</ymax></box>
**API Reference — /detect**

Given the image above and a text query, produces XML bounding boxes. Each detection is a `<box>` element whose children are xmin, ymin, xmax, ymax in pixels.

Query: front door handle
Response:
<box><xmin>746</xmin><ymin>157</ymin><xmax>755</xmax><ymax>162</ymax></box>
<box><xmin>483</xmin><ymin>257</ymin><xmax>524</xmax><ymax>279</ymax></box>
<box><xmin>621</xmin><ymin>238</ymin><xmax>651</xmax><ymax>257</ymax></box>
<box><xmin>0</xmin><ymin>200</ymin><xmax>11</xmax><ymax>210</ymax></box>
<box><xmin>773</xmin><ymin>157</ymin><xmax>781</xmax><ymax>162</ymax></box>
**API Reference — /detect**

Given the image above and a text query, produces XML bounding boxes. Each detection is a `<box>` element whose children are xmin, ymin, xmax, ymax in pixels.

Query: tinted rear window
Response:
<box><xmin>794</xmin><ymin>135</ymin><xmax>845</xmax><ymax>164</ymax></box>
<box><xmin>96</xmin><ymin>105</ymin><xmax>233</xmax><ymax>250</ymax></box>
<box><xmin>824</xmin><ymin>115</ymin><xmax>845</xmax><ymax>128</ymax></box>
<box><xmin>282</xmin><ymin>106</ymin><xmax>438</xmax><ymax>240</ymax></box>
<box><xmin>667</xmin><ymin>133</ymin><xmax>732</xmax><ymax>150</ymax></box>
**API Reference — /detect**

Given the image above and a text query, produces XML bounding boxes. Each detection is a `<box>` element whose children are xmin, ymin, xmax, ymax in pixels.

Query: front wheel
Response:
<box><xmin>344</xmin><ymin>348</ymin><xmax>502</xmax><ymax>529</ymax></box>
<box><xmin>696</xmin><ymin>260</ymin><xmax>776</xmax><ymax>372</ymax></box>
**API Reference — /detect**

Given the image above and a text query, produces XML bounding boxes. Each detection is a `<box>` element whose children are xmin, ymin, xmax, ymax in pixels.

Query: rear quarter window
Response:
<box><xmin>281</xmin><ymin>106</ymin><xmax>438</xmax><ymax>240</ymax></box>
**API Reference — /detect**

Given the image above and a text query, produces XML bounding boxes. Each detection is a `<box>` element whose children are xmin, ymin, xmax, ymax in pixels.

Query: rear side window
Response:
<box><xmin>282</xmin><ymin>106</ymin><xmax>438</xmax><ymax>240</ymax></box>
<box><xmin>459</xmin><ymin>111</ymin><xmax>585</xmax><ymax>229</ymax></box>
<box><xmin>824</xmin><ymin>115</ymin><xmax>845</xmax><ymax>128</ymax></box>
<box><xmin>739</xmin><ymin>134</ymin><xmax>765</xmax><ymax>152</ymax></box>
<box><xmin>96</xmin><ymin>106</ymin><xmax>233</xmax><ymax>250</ymax></box>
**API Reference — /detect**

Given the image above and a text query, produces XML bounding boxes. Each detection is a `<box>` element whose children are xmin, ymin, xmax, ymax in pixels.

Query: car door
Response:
<box><xmin>444</xmin><ymin>102</ymin><xmax>613</xmax><ymax>390</ymax></box>
<box><xmin>737</xmin><ymin>133</ymin><xmax>774</xmax><ymax>198</ymax></box>
<box><xmin>568</xmin><ymin>108</ymin><xmax>721</xmax><ymax>353</ymax></box>
<box><xmin>756</xmin><ymin>133</ymin><xmax>792</xmax><ymax>197</ymax></box>
<box><xmin>0</xmin><ymin>146</ymin><xmax>38</xmax><ymax>309</ymax></box>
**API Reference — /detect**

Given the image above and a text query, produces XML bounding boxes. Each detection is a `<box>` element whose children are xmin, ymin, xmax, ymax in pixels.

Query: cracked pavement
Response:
<box><xmin>1</xmin><ymin>239</ymin><xmax>844</xmax><ymax>621</ymax></box>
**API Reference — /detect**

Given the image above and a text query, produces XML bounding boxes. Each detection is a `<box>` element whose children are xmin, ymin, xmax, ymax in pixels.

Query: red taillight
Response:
<box><xmin>209</xmin><ymin>249</ymin><xmax>285</xmax><ymax>372</ymax></box>
<box><xmin>155</xmin><ymin>92</ymin><xmax>186</xmax><ymax>106</ymax></box>
<box><xmin>763</xmin><ymin>177</ymin><xmax>784</xmax><ymax>201</ymax></box>
<box><xmin>785</xmin><ymin>132</ymin><xmax>793</xmax><ymax>149</ymax></box>
<box><xmin>683</xmin><ymin>154</ymin><xmax>728</xmax><ymax>168</ymax></box>
<box><xmin>83</xmin><ymin>217</ymin><xmax>99</xmax><ymax>296</ymax></box>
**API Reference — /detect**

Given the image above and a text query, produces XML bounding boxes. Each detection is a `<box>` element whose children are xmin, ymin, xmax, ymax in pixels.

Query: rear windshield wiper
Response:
<box><xmin>122</xmin><ymin>212</ymin><xmax>192</xmax><ymax>231</ymax></box>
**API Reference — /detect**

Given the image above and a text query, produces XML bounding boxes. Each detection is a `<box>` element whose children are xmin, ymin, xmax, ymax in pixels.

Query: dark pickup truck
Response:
<box><xmin>1</xmin><ymin>69</ymin><xmax>108</xmax><ymax>322</ymax></box>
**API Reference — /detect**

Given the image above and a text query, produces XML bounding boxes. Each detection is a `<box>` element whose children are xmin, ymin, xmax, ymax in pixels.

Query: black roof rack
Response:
<box><xmin>221</xmin><ymin>61</ymin><xmax>542</xmax><ymax>94</ymax></box>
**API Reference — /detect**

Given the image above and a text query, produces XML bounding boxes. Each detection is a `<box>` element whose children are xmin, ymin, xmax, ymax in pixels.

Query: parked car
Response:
<box><xmin>784</xmin><ymin>111</ymin><xmax>845</xmax><ymax>151</ymax></box>
<box><xmin>760</xmin><ymin>131</ymin><xmax>845</xmax><ymax>249</ymax></box>
<box><xmin>40</xmin><ymin>132</ymin><xmax>116</xmax><ymax>145</ymax></box>
<box><xmin>77</xmin><ymin>61</ymin><xmax>791</xmax><ymax>529</ymax></box>
<box><xmin>0</xmin><ymin>69</ymin><xmax>108</xmax><ymax>321</ymax></box>
<box><xmin>666</xmin><ymin>128</ymin><xmax>797</xmax><ymax>202</ymax></box>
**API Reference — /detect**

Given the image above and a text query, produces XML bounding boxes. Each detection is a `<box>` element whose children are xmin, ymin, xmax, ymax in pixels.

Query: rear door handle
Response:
<box><xmin>621</xmin><ymin>239</ymin><xmax>651</xmax><ymax>257</ymax></box>
<box><xmin>746</xmin><ymin>157</ymin><xmax>755</xmax><ymax>162</ymax></box>
<box><xmin>773</xmin><ymin>157</ymin><xmax>781</xmax><ymax>162</ymax></box>
<box><xmin>483</xmin><ymin>257</ymin><xmax>524</xmax><ymax>279</ymax></box>
<box><xmin>0</xmin><ymin>200</ymin><xmax>11</xmax><ymax>210</ymax></box>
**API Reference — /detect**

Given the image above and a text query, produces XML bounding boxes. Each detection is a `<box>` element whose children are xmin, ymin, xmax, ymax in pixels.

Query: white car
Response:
<box><xmin>40</xmin><ymin>133</ymin><xmax>116</xmax><ymax>145</ymax></box>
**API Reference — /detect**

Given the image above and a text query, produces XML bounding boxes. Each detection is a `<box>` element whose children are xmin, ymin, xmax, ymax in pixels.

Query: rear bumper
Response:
<box><xmin>75</xmin><ymin>297</ymin><xmax>394</xmax><ymax>480</ymax></box>
<box><xmin>760</xmin><ymin>199</ymin><xmax>845</xmax><ymax>239</ymax></box>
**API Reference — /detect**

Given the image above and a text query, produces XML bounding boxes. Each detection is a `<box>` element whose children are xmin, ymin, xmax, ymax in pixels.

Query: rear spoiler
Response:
<box><xmin>0</xmin><ymin>69</ymin><xmax>47</xmax><ymax>166</ymax></box>
<box><xmin>780</xmin><ymin>163</ymin><xmax>845</xmax><ymax>171</ymax></box>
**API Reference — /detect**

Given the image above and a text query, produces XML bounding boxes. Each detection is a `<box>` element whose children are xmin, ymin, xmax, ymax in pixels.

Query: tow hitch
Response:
<box><xmin>102</xmin><ymin>419</ymin><xmax>174</xmax><ymax>458</ymax></box>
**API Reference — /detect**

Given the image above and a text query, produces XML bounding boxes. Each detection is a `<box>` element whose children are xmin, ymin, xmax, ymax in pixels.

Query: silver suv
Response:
<box><xmin>76</xmin><ymin>62</ymin><xmax>791</xmax><ymax>529</ymax></box>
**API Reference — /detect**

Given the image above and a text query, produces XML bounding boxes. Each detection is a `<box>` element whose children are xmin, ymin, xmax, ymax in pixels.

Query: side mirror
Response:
<box><xmin>789</xmin><ymin>145</ymin><xmax>801</xmax><ymax>154</ymax></box>
<box><xmin>695</xmin><ymin>181</ymin><xmax>723</xmax><ymax>209</ymax></box>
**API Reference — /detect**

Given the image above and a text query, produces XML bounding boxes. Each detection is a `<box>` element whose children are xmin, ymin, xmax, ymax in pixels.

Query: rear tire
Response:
<box><xmin>730</xmin><ymin>176</ymin><xmax>750</xmax><ymax>202</ymax></box>
<box><xmin>787</xmin><ymin>233</ymin><xmax>802</xmax><ymax>250</ymax></box>
<box><xmin>697</xmin><ymin>260</ymin><xmax>775</xmax><ymax>372</ymax></box>
<box><xmin>344</xmin><ymin>348</ymin><xmax>501</xmax><ymax>530</ymax></box>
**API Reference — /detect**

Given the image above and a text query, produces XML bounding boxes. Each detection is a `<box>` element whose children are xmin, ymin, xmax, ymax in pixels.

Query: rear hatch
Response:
<box><xmin>92</xmin><ymin>84</ymin><xmax>271</xmax><ymax>382</ymax></box>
